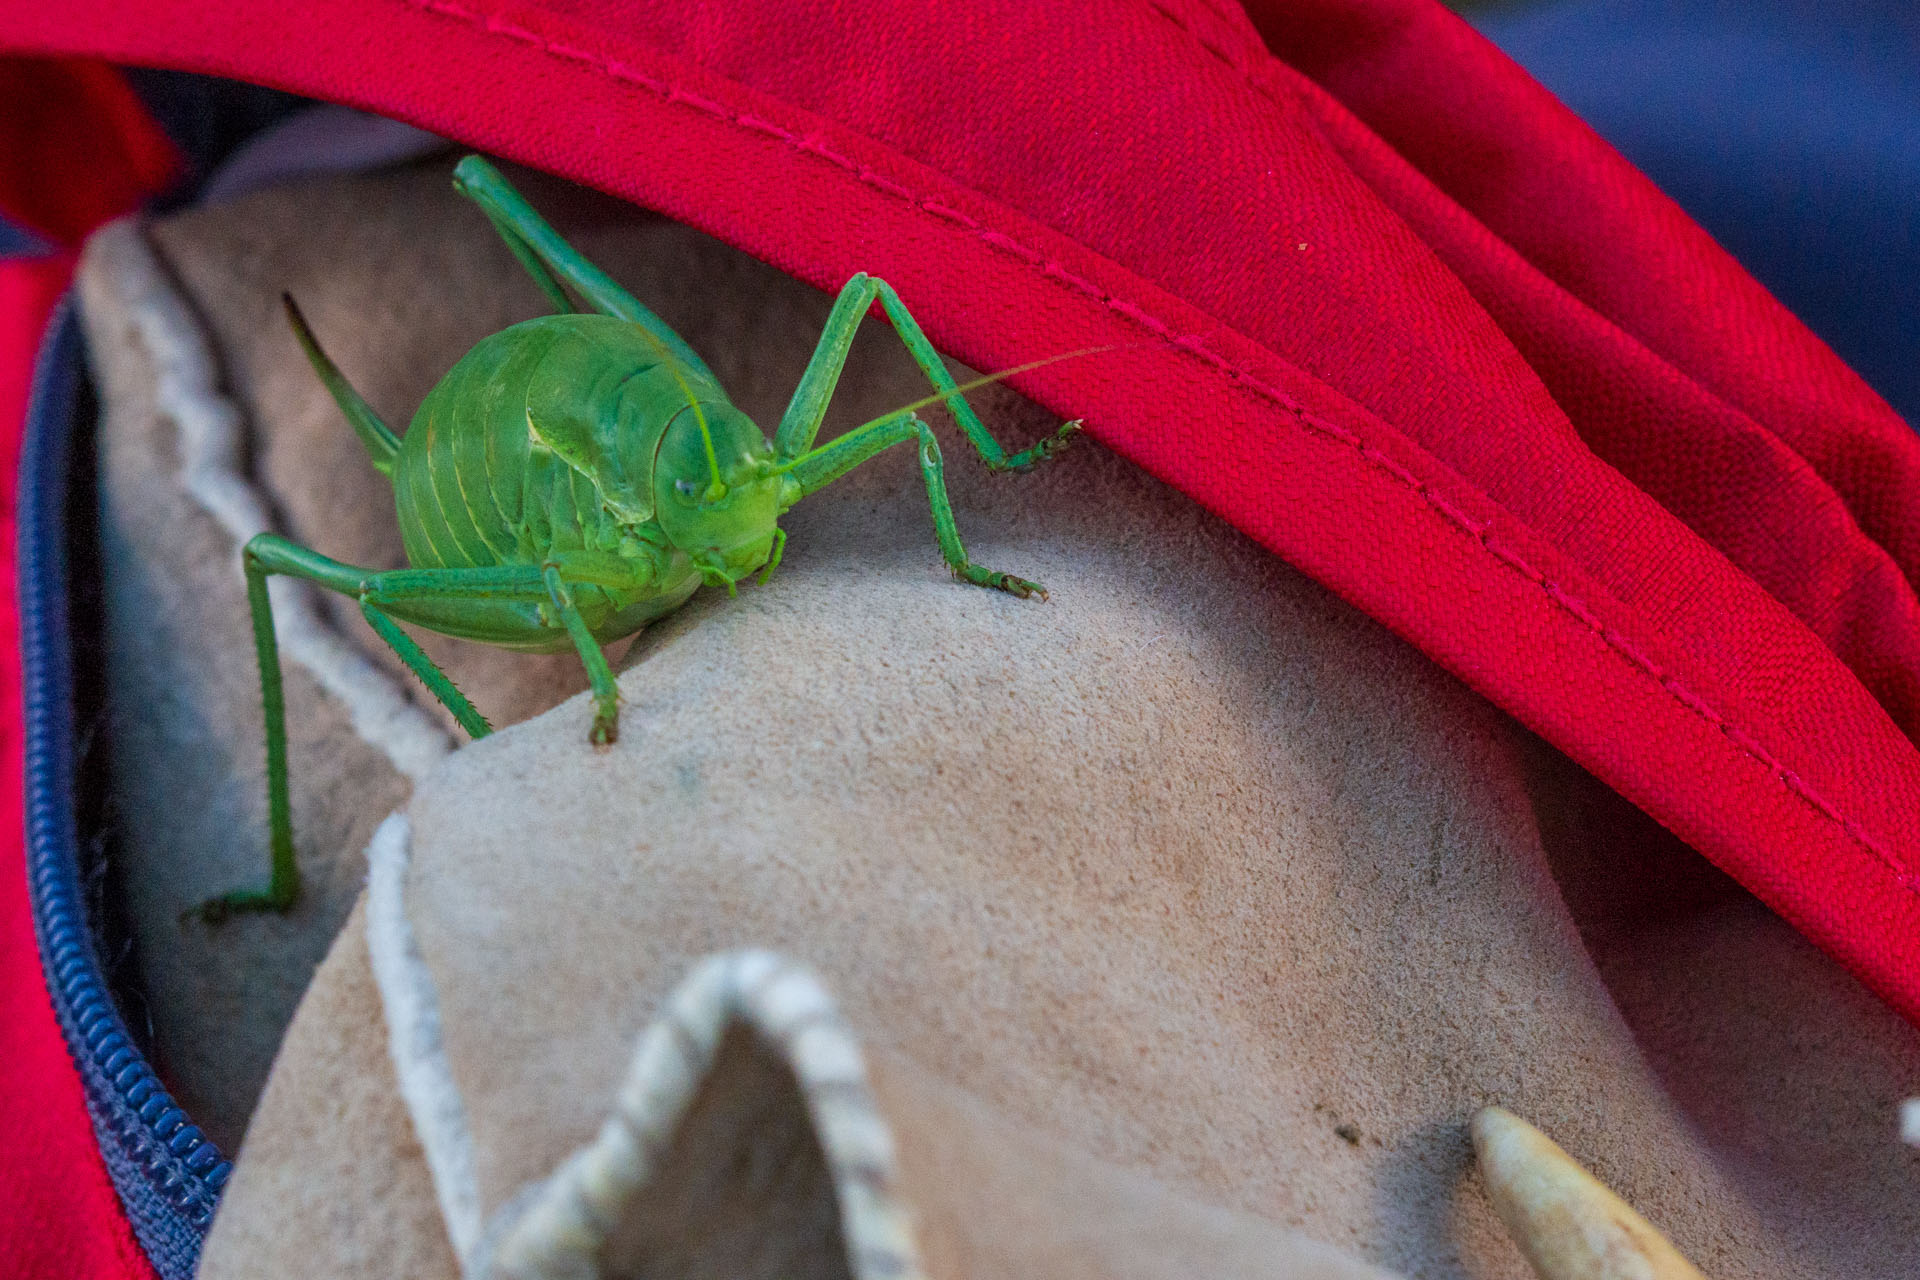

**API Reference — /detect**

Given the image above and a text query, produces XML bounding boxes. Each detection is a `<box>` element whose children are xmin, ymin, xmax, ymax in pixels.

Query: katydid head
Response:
<box><xmin>655</xmin><ymin>401</ymin><xmax>784</xmax><ymax>592</ymax></box>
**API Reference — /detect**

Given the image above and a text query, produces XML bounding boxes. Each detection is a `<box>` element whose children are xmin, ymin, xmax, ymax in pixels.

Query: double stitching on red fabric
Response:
<box><xmin>396</xmin><ymin>0</ymin><xmax>1912</xmax><ymax>892</ymax></box>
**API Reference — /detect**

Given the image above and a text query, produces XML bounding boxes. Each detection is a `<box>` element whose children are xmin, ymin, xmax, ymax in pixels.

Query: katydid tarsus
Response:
<box><xmin>206</xmin><ymin>155</ymin><xmax>1084</xmax><ymax>918</ymax></box>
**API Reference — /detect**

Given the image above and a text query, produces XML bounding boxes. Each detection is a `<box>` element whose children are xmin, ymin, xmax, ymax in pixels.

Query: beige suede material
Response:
<box><xmin>194</xmin><ymin>900</ymin><xmax>459</xmax><ymax>1280</ymax></box>
<box><xmin>1522</xmin><ymin>739</ymin><xmax>1920</xmax><ymax>1261</ymax></box>
<box><xmin>875</xmin><ymin>1048</ymin><xmax>1402</xmax><ymax>1280</ymax></box>
<box><xmin>73</xmin><ymin>162</ymin><xmax>1920</xmax><ymax>1278</ymax></box>
<box><xmin>79</xmin><ymin>226</ymin><xmax>414</xmax><ymax>1151</ymax></box>
<box><xmin>382</xmin><ymin>433</ymin><xmax>1801</xmax><ymax>1280</ymax></box>
<box><xmin>198</xmin><ymin>899</ymin><xmax>1399</xmax><ymax>1280</ymax></box>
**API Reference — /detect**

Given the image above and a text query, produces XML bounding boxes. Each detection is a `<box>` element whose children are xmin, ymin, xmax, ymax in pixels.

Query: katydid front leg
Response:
<box><xmin>774</xmin><ymin>273</ymin><xmax>1080</xmax><ymax>470</ymax></box>
<box><xmin>786</xmin><ymin>413</ymin><xmax>1047</xmax><ymax>599</ymax></box>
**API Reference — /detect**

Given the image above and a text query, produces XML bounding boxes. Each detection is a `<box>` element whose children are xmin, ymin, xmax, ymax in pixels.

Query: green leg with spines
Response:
<box><xmin>787</xmin><ymin>413</ymin><xmax>1046</xmax><ymax>599</ymax></box>
<box><xmin>773</xmin><ymin>273</ymin><xmax>1079</xmax><ymax>470</ymax></box>
<box><xmin>207</xmin><ymin>543</ymin><xmax>301</xmax><ymax>919</ymax></box>
<box><xmin>450</xmin><ymin>155</ymin><xmax>718</xmax><ymax>382</ymax></box>
<box><xmin>364</xmin><ymin>559</ymin><xmax>625</xmax><ymax>747</ymax></box>
<box><xmin>757</xmin><ymin>527</ymin><xmax>788</xmax><ymax>586</ymax></box>
<box><xmin>357</xmin><ymin>602</ymin><xmax>492</xmax><ymax>740</ymax></box>
<box><xmin>542</xmin><ymin>564</ymin><xmax>622</xmax><ymax>744</ymax></box>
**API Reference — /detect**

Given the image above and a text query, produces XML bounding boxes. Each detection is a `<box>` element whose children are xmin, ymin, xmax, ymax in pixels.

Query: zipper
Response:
<box><xmin>21</xmin><ymin>301</ymin><xmax>230</xmax><ymax>1280</ymax></box>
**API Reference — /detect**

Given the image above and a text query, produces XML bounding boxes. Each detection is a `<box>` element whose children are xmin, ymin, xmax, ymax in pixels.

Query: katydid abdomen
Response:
<box><xmin>385</xmin><ymin>314</ymin><xmax>714</xmax><ymax>649</ymax></box>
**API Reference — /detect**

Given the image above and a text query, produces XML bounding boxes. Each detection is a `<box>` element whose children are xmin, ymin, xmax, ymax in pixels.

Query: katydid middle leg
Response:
<box><xmin>786</xmin><ymin>413</ymin><xmax>1047</xmax><ymax>599</ymax></box>
<box><xmin>364</xmin><ymin>559</ymin><xmax>627</xmax><ymax>747</ymax></box>
<box><xmin>540</xmin><ymin>564</ymin><xmax>623</xmax><ymax>745</ymax></box>
<box><xmin>774</xmin><ymin>273</ymin><xmax>1081</xmax><ymax>469</ymax></box>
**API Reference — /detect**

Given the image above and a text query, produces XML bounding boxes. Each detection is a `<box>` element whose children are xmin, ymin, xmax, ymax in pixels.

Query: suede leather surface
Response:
<box><xmin>199</xmin><ymin>903</ymin><xmax>1401</xmax><ymax>1280</ymax></box>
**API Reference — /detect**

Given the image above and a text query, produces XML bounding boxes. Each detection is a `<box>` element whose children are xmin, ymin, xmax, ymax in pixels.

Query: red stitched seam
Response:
<box><xmin>979</xmin><ymin>229</ymin><xmax>1042</xmax><ymax>266</ymax></box>
<box><xmin>735</xmin><ymin>114</ymin><xmax>791</xmax><ymax>139</ymax></box>
<box><xmin>1612</xmin><ymin>645</ymin><xmax>1661</xmax><ymax>680</ymax></box>
<box><xmin>920</xmin><ymin>201</ymin><xmax>979</xmax><ymax>229</ymax></box>
<box><xmin>394</xmin><ymin>0</ymin><xmax>1913</xmax><ymax>889</ymax></box>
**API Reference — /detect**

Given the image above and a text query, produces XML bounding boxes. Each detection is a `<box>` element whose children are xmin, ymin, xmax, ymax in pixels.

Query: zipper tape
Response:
<box><xmin>21</xmin><ymin>302</ymin><xmax>229</xmax><ymax>1280</ymax></box>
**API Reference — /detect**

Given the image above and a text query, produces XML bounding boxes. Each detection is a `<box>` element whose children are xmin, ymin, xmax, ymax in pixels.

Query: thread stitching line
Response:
<box><xmin>396</xmin><ymin>0</ymin><xmax>1912</xmax><ymax>890</ymax></box>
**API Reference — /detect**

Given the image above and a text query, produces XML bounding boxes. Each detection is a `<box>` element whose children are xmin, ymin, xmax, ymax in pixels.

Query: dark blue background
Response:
<box><xmin>1474</xmin><ymin>0</ymin><xmax>1920</xmax><ymax>428</ymax></box>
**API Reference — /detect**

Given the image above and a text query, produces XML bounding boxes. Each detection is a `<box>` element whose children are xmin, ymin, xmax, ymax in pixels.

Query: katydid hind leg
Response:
<box><xmin>197</xmin><ymin>539</ymin><xmax>303</xmax><ymax>920</ymax></box>
<box><xmin>788</xmin><ymin>413</ymin><xmax>1047</xmax><ymax>600</ymax></box>
<box><xmin>201</xmin><ymin>537</ymin><xmax>563</xmax><ymax>919</ymax></box>
<box><xmin>774</xmin><ymin>273</ymin><xmax>1078</xmax><ymax>470</ymax></box>
<box><xmin>449</xmin><ymin>156</ymin><xmax>718</xmax><ymax>382</ymax></box>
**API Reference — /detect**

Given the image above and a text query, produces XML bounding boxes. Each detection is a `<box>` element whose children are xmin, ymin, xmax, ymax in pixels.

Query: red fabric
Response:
<box><xmin>0</xmin><ymin>59</ymin><xmax>174</xmax><ymax>1280</ymax></box>
<box><xmin>0</xmin><ymin>58</ymin><xmax>177</xmax><ymax>245</ymax></box>
<box><xmin>2</xmin><ymin>11</ymin><xmax>1918</xmax><ymax>1262</ymax></box>
<box><xmin>0</xmin><ymin>263</ymin><xmax>146</xmax><ymax>1279</ymax></box>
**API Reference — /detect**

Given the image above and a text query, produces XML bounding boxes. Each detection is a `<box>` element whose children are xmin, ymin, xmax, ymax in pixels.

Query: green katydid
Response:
<box><xmin>206</xmin><ymin>155</ymin><xmax>1083</xmax><ymax>918</ymax></box>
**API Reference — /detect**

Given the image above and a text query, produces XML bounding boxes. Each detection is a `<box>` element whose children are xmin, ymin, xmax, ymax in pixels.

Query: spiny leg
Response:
<box><xmin>358</xmin><ymin>603</ymin><xmax>491</xmax><ymax>739</ymax></box>
<box><xmin>774</xmin><ymin>273</ymin><xmax>1079</xmax><ymax>469</ymax></box>
<box><xmin>207</xmin><ymin>538</ymin><xmax>301</xmax><ymax>918</ymax></box>
<box><xmin>205</xmin><ymin>536</ymin><xmax>522</xmax><ymax>918</ymax></box>
<box><xmin>450</xmin><ymin>155</ymin><xmax>718</xmax><ymax>382</ymax></box>
<box><xmin>786</xmin><ymin>413</ymin><xmax>1046</xmax><ymax>599</ymax></box>
<box><xmin>757</xmin><ymin>527</ymin><xmax>788</xmax><ymax>586</ymax></box>
<box><xmin>542</xmin><ymin>565</ymin><xmax>622</xmax><ymax>745</ymax></box>
<box><xmin>363</xmin><ymin>557</ymin><xmax>641</xmax><ymax>745</ymax></box>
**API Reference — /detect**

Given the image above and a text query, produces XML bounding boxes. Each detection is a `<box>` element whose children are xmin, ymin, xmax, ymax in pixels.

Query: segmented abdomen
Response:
<box><xmin>390</xmin><ymin>313</ymin><xmax>706</xmax><ymax>572</ymax></box>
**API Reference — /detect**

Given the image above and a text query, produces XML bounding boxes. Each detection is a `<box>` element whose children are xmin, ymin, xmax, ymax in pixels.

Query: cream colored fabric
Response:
<box><xmin>202</xmin><ymin>885</ymin><xmax>1398</xmax><ymax>1280</ymax></box>
<box><xmin>352</xmin><ymin>808</ymin><xmax>1396</xmax><ymax>1280</ymax></box>
<box><xmin>72</xmin><ymin>161</ymin><xmax>1920</xmax><ymax>1279</ymax></box>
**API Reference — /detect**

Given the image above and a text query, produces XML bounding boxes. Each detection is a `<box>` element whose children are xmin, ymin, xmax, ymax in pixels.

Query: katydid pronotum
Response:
<box><xmin>207</xmin><ymin>155</ymin><xmax>1082</xmax><ymax>918</ymax></box>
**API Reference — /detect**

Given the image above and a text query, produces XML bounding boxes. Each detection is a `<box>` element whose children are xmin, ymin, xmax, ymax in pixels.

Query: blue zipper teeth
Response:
<box><xmin>21</xmin><ymin>301</ymin><xmax>230</xmax><ymax>1280</ymax></box>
